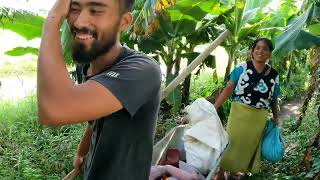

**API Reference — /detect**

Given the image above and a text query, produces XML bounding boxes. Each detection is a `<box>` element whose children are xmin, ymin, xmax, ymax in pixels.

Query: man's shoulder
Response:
<box><xmin>119</xmin><ymin>46</ymin><xmax>161</xmax><ymax>75</ymax></box>
<box><xmin>123</xmin><ymin>47</ymin><xmax>160</xmax><ymax>66</ymax></box>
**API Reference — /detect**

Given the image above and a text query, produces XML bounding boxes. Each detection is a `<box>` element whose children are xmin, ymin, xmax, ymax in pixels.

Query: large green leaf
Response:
<box><xmin>244</xmin><ymin>0</ymin><xmax>270</xmax><ymax>11</ymax></box>
<box><xmin>308</xmin><ymin>23</ymin><xmax>320</xmax><ymax>35</ymax></box>
<box><xmin>238</xmin><ymin>22</ymin><xmax>261</xmax><ymax>40</ymax></box>
<box><xmin>172</xmin><ymin>19</ymin><xmax>197</xmax><ymax>36</ymax></box>
<box><xmin>293</xmin><ymin>30</ymin><xmax>320</xmax><ymax>50</ymax></box>
<box><xmin>120</xmin><ymin>33</ymin><xmax>135</xmax><ymax>49</ymax></box>
<box><xmin>259</xmin><ymin>0</ymin><xmax>298</xmax><ymax>39</ymax></box>
<box><xmin>1</xmin><ymin>13</ymin><xmax>44</xmax><ymax>40</ymax></box>
<box><xmin>241</xmin><ymin>8</ymin><xmax>259</xmax><ymax>25</ymax></box>
<box><xmin>4</xmin><ymin>47</ymin><xmax>39</xmax><ymax>56</ymax></box>
<box><xmin>168</xmin><ymin>9</ymin><xmax>197</xmax><ymax>22</ymax></box>
<box><xmin>137</xmin><ymin>34</ymin><xmax>164</xmax><ymax>54</ymax></box>
<box><xmin>234</xmin><ymin>0</ymin><xmax>245</xmax><ymax>36</ymax></box>
<box><xmin>61</xmin><ymin>20</ymin><xmax>74</xmax><ymax>65</ymax></box>
<box><xmin>168</xmin><ymin>0</ymin><xmax>221</xmax><ymax>22</ymax></box>
<box><xmin>273</xmin><ymin>3</ymin><xmax>320</xmax><ymax>56</ymax></box>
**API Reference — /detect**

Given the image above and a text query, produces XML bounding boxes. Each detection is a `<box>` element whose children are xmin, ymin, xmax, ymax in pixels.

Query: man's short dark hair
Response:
<box><xmin>120</xmin><ymin>0</ymin><xmax>135</xmax><ymax>13</ymax></box>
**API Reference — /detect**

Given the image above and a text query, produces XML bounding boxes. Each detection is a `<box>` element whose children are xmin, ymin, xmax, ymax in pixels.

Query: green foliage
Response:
<box><xmin>61</xmin><ymin>20</ymin><xmax>74</xmax><ymax>66</ymax></box>
<box><xmin>280</xmin><ymin>66</ymin><xmax>310</xmax><ymax>101</ymax></box>
<box><xmin>0</xmin><ymin>12</ymin><xmax>44</xmax><ymax>41</ymax></box>
<box><xmin>154</xmin><ymin>115</ymin><xmax>178</xmax><ymax>143</ymax></box>
<box><xmin>4</xmin><ymin>47</ymin><xmax>39</xmax><ymax>56</ymax></box>
<box><xmin>189</xmin><ymin>72</ymin><xmax>220</xmax><ymax>101</ymax></box>
<box><xmin>273</xmin><ymin>3</ymin><xmax>320</xmax><ymax>57</ymax></box>
<box><xmin>308</xmin><ymin>23</ymin><xmax>320</xmax><ymax>35</ymax></box>
<box><xmin>258</xmin><ymin>100</ymin><xmax>319</xmax><ymax>179</ymax></box>
<box><xmin>0</xmin><ymin>8</ymin><xmax>74</xmax><ymax>65</ymax></box>
<box><xmin>130</xmin><ymin>0</ymin><xmax>231</xmax><ymax>114</ymax></box>
<box><xmin>0</xmin><ymin>95</ymin><xmax>85</xmax><ymax>179</ymax></box>
<box><xmin>305</xmin><ymin>157</ymin><xmax>320</xmax><ymax>178</ymax></box>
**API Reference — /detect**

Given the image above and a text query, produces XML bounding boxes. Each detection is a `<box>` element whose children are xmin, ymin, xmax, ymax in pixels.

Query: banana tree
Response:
<box><xmin>216</xmin><ymin>0</ymin><xmax>271</xmax><ymax>80</ymax></box>
<box><xmin>129</xmin><ymin>0</ymin><xmax>231</xmax><ymax>113</ymax></box>
<box><xmin>273</xmin><ymin>2</ymin><xmax>320</xmax><ymax>57</ymax></box>
<box><xmin>259</xmin><ymin>0</ymin><xmax>298</xmax><ymax>40</ymax></box>
<box><xmin>269</xmin><ymin>1</ymin><xmax>320</xmax><ymax>131</ymax></box>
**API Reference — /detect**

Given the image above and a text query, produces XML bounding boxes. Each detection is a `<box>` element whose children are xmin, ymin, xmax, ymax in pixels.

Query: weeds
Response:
<box><xmin>0</xmin><ymin>95</ymin><xmax>85</xmax><ymax>179</ymax></box>
<box><xmin>0</xmin><ymin>72</ymin><xmax>318</xmax><ymax>179</ymax></box>
<box><xmin>258</xmin><ymin>100</ymin><xmax>319</xmax><ymax>179</ymax></box>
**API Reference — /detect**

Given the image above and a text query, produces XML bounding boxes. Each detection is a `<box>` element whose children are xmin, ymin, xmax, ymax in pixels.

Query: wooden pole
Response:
<box><xmin>62</xmin><ymin>169</ymin><xmax>76</xmax><ymax>180</ymax></box>
<box><xmin>160</xmin><ymin>30</ymin><xmax>229</xmax><ymax>101</ymax></box>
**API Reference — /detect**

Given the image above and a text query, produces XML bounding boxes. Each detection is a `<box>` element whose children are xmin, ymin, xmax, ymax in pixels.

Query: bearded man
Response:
<box><xmin>37</xmin><ymin>0</ymin><xmax>162</xmax><ymax>179</ymax></box>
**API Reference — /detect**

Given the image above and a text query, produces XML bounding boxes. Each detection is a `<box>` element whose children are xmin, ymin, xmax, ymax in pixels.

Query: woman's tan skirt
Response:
<box><xmin>220</xmin><ymin>101</ymin><xmax>268</xmax><ymax>174</ymax></box>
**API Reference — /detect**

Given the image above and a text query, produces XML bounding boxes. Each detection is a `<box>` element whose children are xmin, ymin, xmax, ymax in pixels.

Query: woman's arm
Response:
<box><xmin>213</xmin><ymin>80</ymin><xmax>236</xmax><ymax>109</ymax></box>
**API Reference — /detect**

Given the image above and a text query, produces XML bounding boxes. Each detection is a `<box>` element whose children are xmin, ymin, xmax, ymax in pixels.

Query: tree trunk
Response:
<box><xmin>292</xmin><ymin>48</ymin><xmax>319</xmax><ymax>131</ymax></box>
<box><xmin>165</xmin><ymin>59</ymin><xmax>182</xmax><ymax>114</ymax></box>
<box><xmin>181</xmin><ymin>58</ymin><xmax>193</xmax><ymax>107</ymax></box>
<box><xmin>165</xmin><ymin>63</ymin><xmax>174</xmax><ymax>86</ymax></box>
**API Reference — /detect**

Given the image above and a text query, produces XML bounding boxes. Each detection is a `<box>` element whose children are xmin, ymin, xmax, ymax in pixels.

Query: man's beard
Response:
<box><xmin>71</xmin><ymin>27</ymin><xmax>118</xmax><ymax>64</ymax></box>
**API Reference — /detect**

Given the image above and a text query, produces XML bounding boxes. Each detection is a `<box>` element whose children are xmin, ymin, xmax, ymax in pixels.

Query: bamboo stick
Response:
<box><xmin>62</xmin><ymin>169</ymin><xmax>76</xmax><ymax>180</ymax></box>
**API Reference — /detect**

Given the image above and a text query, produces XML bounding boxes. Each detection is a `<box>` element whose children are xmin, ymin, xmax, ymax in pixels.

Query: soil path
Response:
<box><xmin>279</xmin><ymin>98</ymin><xmax>304</xmax><ymax>125</ymax></box>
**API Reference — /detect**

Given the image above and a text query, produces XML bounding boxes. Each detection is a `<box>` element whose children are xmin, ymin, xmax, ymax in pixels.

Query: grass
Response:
<box><xmin>1</xmin><ymin>94</ymin><xmax>318</xmax><ymax>179</ymax></box>
<box><xmin>0</xmin><ymin>66</ymin><xmax>318</xmax><ymax>179</ymax></box>
<box><xmin>189</xmin><ymin>71</ymin><xmax>224</xmax><ymax>101</ymax></box>
<box><xmin>257</xmin><ymin>100</ymin><xmax>319</xmax><ymax>179</ymax></box>
<box><xmin>0</xmin><ymin>95</ymin><xmax>85</xmax><ymax>179</ymax></box>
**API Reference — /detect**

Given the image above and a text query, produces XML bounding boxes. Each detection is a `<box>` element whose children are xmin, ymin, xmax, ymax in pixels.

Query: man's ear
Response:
<box><xmin>120</xmin><ymin>12</ymin><xmax>132</xmax><ymax>32</ymax></box>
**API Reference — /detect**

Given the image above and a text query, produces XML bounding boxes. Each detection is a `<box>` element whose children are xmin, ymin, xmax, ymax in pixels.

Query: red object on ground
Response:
<box><xmin>158</xmin><ymin>148</ymin><xmax>180</xmax><ymax>168</ymax></box>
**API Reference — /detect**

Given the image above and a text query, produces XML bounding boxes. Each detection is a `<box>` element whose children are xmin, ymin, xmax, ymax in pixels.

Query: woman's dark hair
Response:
<box><xmin>251</xmin><ymin>38</ymin><xmax>274</xmax><ymax>52</ymax></box>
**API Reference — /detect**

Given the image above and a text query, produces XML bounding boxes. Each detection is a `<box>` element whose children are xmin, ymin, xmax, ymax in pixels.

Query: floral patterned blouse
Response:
<box><xmin>229</xmin><ymin>60</ymin><xmax>280</xmax><ymax>109</ymax></box>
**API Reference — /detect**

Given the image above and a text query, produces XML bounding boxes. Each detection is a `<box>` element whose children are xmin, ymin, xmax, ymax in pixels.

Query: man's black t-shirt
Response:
<box><xmin>77</xmin><ymin>46</ymin><xmax>161</xmax><ymax>180</ymax></box>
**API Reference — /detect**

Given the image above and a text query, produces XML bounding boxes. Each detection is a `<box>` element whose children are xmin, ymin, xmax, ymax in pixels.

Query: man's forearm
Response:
<box><xmin>77</xmin><ymin>124</ymin><xmax>92</xmax><ymax>157</ymax></box>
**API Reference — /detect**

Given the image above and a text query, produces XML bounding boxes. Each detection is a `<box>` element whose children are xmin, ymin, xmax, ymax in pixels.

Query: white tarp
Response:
<box><xmin>183</xmin><ymin>98</ymin><xmax>229</xmax><ymax>175</ymax></box>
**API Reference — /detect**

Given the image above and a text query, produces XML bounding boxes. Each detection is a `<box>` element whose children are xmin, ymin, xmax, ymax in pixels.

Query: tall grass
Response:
<box><xmin>189</xmin><ymin>71</ymin><xmax>224</xmax><ymax>101</ymax></box>
<box><xmin>0</xmin><ymin>95</ymin><xmax>85</xmax><ymax>179</ymax></box>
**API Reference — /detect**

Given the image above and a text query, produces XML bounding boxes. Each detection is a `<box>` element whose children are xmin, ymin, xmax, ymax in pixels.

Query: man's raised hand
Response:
<box><xmin>47</xmin><ymin>0</ymin><xmax>72</xmax><ymax>25</ymax></box>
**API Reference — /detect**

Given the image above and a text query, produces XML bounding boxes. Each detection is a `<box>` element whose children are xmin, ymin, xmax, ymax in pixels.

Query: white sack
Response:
<box><xmin>183</xmin><ymin>98</ymin><xmax>229</xmax><ymax>175</ymax></box>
